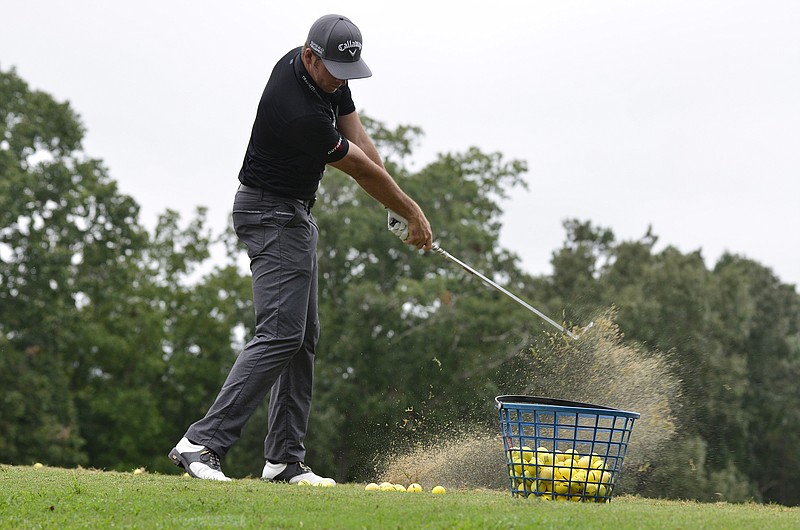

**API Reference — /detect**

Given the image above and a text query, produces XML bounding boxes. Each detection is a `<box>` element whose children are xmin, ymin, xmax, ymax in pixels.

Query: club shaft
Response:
<box><xmin>431</xmin><ymin>244</ymin><xmax>577</xmax><ymax>339</ymax></box>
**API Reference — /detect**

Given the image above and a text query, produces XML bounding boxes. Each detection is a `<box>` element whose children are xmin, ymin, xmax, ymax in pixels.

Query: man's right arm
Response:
<box><xmin>329</xmin><ymin>142</ymin><xmax>432</xmax><ymax>250</ymax></box>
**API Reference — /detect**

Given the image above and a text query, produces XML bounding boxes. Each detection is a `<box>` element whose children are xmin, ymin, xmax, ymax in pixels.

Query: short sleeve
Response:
<box><xmin>285</xmin><ymin>114</ymin><xmax>350</xmax><ymax>164</ymax></box>
<box><xmin>336</xmin><ymin>84</ymin><xmax>356</xmax><ymax>116</ymax></box>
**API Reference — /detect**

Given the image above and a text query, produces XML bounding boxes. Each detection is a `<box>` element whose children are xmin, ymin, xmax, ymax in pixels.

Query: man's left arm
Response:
<box><xmin>338</xmin><ymin>111</ymin><xmax>385</xmax><ymax>169</ymax></box>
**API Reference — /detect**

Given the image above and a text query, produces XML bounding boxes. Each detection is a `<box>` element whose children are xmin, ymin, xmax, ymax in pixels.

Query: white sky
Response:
<box><xmin>3</xmin><ymin>0</ymin><xmax>799</xmax><ymax>287</ymax></box>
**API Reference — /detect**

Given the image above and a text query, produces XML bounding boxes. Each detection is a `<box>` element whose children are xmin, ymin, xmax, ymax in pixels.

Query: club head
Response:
<box><xmin>571</xmin><ymin>321</ymin><xmax>595</xmax><ymax>339</ymax></box>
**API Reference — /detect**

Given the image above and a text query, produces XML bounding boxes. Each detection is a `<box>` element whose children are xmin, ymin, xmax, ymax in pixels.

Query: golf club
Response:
<box><xmin>431</xmin><ymin>243</ymin><xmax>588</xmax><ymax>340</ymax></box>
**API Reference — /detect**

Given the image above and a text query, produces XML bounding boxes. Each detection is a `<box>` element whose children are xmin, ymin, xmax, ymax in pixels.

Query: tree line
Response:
<box><xmin>1</xmin><ymin>67</ymin><xmax>798</xmax><ymax>505</ymax></box>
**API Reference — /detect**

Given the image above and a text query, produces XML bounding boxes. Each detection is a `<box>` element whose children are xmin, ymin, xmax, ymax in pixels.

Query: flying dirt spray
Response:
<box><xmin>381</xmin><ymin>219</ymin><xmax>680</xmax><ymax>491</ymax></box>
<box><xmin>379</xmin><ymin>310</ymin><xmax>681</xmax><ymax>492</ymax></box>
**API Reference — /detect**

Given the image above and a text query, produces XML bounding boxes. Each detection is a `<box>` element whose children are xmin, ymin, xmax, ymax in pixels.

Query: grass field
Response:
<box><xmin>1</xmin><ymin>465</ymin><xmax>798</xmax><ymax>529</ymax></box>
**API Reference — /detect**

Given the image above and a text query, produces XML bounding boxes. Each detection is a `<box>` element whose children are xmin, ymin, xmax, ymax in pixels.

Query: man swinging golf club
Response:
<box><xmin>168</xmin><ymin>14</ymin><xmax>432</xmax><ymax>483</ymax></box>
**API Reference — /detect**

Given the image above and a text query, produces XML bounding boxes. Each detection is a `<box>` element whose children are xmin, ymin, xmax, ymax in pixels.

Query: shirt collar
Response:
<box><xmin>293</xmin><ymin>49</ymin><xmax>328</xmax><ymax>102</ymax></box>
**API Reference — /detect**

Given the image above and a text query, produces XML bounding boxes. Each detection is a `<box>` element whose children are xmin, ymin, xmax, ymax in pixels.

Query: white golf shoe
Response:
<box><xmin>168</xmin><ymin>437</ymin><xmax>232</xmax><ymax>481</ymax></box>
<box><xmin>261</xmin><ymin>461</ymin><xmax>336</xmax><ymax>486</ymax></box>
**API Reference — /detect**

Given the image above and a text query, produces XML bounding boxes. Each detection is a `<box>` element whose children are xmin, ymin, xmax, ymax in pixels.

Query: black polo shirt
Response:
<box><xmin>238</xmin><ymin>47</ymin><xmax>356</xmax><ymax>200</ymax></box>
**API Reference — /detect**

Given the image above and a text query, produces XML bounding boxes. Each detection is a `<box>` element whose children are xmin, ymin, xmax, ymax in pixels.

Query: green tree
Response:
<box><xmin>0</xmin><ymin>66</ymin><xmax>257</xmax><ymax>472</ymax></box>
<box><xmin>1</xmin><ymin>67</ymin><xmax>143</xmax><ymax>466</ymax></box>
<box><xmin>0</xmin><ymin>335</ymin><xmax>86</xmax><ymax>466</ymax></box>
<box><xmin>712</xmin><ymin>255</ymin><xmax>800</xmax><ymax>505</ymax></box>
<box><xmin>543</xmin><ymin>219</ymin><xmax>800</xmax><ymax>505</ymax></box>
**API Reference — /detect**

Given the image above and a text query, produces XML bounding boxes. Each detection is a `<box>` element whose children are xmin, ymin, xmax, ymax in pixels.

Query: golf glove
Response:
<box><xmin>387</xmin><ymin>210</ymin><xmax>409</xmax><ymax>241</ymax></box>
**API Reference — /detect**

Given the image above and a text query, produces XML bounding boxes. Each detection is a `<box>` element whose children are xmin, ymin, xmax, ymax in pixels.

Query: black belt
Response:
<box><xmin>238</xmin><ymin>184</ymin><xmax>316</xmax><ymax>211</ymax></box>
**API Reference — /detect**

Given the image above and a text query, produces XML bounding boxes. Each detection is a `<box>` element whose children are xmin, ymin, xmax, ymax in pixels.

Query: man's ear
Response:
<box><xmin>301</xmin><ymin>47</ymin><xmax>315</xmax><ymax>67</ymax></box>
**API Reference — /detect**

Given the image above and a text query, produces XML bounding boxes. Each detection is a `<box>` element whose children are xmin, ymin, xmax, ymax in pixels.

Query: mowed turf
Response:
<box><xmin>1</xmin><ymin>465</ymin><xmax>799</xmax><ymax>529</ymax></box>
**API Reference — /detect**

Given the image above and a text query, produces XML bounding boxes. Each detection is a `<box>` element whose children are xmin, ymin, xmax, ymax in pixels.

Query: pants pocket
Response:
<box><xmin>232</xmin><ymin>203</ymin><xmax>301</xmax><ymax>258</ymax></box>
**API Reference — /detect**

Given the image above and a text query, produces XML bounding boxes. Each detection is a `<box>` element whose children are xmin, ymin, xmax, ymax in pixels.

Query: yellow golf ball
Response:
<box><xmin>536</xmin><ymin>449</ymin><xmax>554</xmax><ymax>466</ymax></box>
<box><xmin>554</xmin><ymin>466</ymin><xmax>573</xmax><ymax>482</ymax></box>
<box><xmin>590</xmin><ymin>455</ymin><xmax>606</xmax><ymax>470</ymax></box>
<box><xmin>520</xmin><ymin>446</ymin><xmax>535</xmax><ymax>462</ymax></box>
<box><xmin>508</xmin><ymin>453</ymin><xmax>525</xmax><ymax>476</ymax></box>
<box><xmin>553</xmin><ymin>481</ymin><xmax>570</xmax><ymax>495</ymax></box>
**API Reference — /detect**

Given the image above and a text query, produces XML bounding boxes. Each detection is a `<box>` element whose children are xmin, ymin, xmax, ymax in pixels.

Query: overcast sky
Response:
<box><xmin>3</xmin><ymin>0</ymin><xmax>799</xmax><ymax>287</ymax></box>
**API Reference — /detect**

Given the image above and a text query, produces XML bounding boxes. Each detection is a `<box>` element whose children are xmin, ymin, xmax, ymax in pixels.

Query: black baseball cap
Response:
<box><xmin>307</xmin><ymin>14</ymin><xmax>372</xmax><ymax>80</ymax></box>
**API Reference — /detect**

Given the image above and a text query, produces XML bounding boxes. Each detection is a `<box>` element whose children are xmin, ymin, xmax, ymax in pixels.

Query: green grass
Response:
<box><xmin>1</xmin><ymin>465</ymin><xmax>798</xmax><ymax>529</ymax></box>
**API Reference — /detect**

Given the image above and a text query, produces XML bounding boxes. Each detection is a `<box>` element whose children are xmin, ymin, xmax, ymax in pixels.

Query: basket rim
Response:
<box><xmin>495</xmin><ymin>395</ymin><xmax>640</xmax><ymax>419</ymax></box>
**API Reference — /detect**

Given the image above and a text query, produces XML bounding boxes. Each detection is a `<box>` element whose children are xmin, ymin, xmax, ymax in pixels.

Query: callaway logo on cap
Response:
<box><xmin>307</xmin><ymin>14</ymin><xmax>372</xmax><ymax>80</ymax></box>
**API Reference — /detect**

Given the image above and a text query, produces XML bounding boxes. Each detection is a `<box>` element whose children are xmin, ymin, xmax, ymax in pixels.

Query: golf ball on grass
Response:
<box><xmin>366</xmin><ymin>481</ymin><xmax>422</xmax><ymax>492</ymax></box>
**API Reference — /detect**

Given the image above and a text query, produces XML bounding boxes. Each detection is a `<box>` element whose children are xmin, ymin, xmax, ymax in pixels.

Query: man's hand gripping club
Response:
<box><xmin>387</xmin><ymin>209</ymin><xmax>432</xmax><ymax>250</ymax></box>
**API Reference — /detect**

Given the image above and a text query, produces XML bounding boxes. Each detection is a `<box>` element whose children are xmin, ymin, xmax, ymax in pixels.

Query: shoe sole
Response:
<box><xmin>259</xmin><ymin>477</ymin><xmax>334</xmax><ymax>485</ymax></box>
<box><xmin>260</xmin><ymin>473</ymin><xmax>335</xmax><ymax>486</ymax></box>
<box><xmin>168</xmin><ymin>447</ymin><xmax>199</xmax><ymax>478</ymax></box>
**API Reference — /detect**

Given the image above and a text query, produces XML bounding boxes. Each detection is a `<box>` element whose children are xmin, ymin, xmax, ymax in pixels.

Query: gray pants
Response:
<box><xmin>185</xmin><ymin>185</ymin><xmax>319</xmax><ymax>463</ymax></box>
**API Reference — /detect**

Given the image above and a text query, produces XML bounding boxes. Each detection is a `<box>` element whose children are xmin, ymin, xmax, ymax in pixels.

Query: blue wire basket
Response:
<box><xmin>495</xmin><ymin>395</ymin><xmax>640</xmax><ymax>503</ymax></box>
